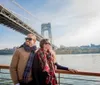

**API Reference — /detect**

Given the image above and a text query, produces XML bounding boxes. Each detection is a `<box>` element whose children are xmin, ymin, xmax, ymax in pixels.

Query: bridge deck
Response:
<box><xmin>0</xmin><ymin>5</ymin><xmax>43</xmax><ymax>41</ymax></box>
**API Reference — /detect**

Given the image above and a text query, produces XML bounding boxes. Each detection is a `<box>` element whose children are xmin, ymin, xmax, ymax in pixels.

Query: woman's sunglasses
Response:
<box><xmin>45</xmin><ymin>42</ymin><xmax>51</xmax><ymax>45</ymax></box>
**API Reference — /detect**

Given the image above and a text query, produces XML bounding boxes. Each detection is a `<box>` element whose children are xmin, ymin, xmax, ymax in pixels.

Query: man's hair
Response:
<box><xmin>40</xmin><ymin>39</ymin><xmax>50</xmax><ymax>48</ymax></box>
<box><xmin>27</xmin><ymin>33</ymin><xmax>36</xmax><ymax>40</ymax></box>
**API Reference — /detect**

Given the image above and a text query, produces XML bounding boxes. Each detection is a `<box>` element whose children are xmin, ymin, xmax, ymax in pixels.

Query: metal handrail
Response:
<box><xmin>56</xmin><ymin>70</ymin><xmax>100</xmax><ymax>85</ymax></box>
<box><xmin>56</xmin><ymin>70</ymin><xmax>100</xmax><ymax>77</ymax></box>
<box><xmin>0</xmin><ymin>65</ymin><xmax>12</xmax><ymax>85</ymax></box>
<box><xmin>1</xmin><ymin>65</ymin><xmax>100</xmax><ymax>85</ymax></box>
<box><xmin>1</xmin><ymin>65</ymin><xmax>100</xmax><ymax>76</ymax></box>
<box><xmin>0</xmin><ymin>64</ymin><xmax>9</xmax><ymax>69</ymax></box>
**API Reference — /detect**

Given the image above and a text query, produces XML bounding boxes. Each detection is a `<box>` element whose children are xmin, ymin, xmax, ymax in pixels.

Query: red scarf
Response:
<box><xmin>37</xmin><ymin>48</ymin><xmax>57</xmax><ymax>85</ymax></box>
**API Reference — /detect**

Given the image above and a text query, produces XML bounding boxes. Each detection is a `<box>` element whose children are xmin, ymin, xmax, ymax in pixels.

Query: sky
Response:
<box><xmin>0</xmin><ymin>0</ymin><xmax>100</xmax><ymax>49</ymax></box>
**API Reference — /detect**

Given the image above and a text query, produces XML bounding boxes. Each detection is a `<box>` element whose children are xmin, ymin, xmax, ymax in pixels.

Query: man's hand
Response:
<box><xmin>15</xmin><ymin>83</ymin><xmax>20</xmax><ymax>85</ymax></box>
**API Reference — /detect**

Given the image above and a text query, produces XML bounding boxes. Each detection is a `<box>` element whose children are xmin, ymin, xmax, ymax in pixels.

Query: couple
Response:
<box><xmin>10</xmin><ymin>33</ymin><xmax>77</xmax><ymax>85</ymax></box>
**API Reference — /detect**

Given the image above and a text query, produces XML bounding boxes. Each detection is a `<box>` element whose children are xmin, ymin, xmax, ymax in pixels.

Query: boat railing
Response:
<box><xmin>0</xmin><ymin>65</ymin><xmax>100</xmax><ymax>85</ymax></box>
<box><xmin>56</xmin><ymin>70</ymin><xmax>100</xmax><ymax>85</ymax></box>
<box><xmin>0</xmin><ymin>65</ymin><xmax>12</xmax><ymax>85</ymax></box>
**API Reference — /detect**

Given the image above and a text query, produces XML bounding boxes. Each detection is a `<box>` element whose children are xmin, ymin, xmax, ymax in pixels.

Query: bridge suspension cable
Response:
<box><xmin>9</xmin><ymin>10</ymin><xmax>32</xmax><ymax>21</ymax></box>
<box><xmin>10</xmin><ymin>0</ymin><xmax>43</xmax><ymax>22</ymax></box>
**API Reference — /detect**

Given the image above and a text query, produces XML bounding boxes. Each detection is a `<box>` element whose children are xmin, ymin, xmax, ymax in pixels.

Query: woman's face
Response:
<box><xmin>47</xmin><ymin>44</ymin><xmax>52</xmax><ymax>51</ymax></box>
<box><xmin>43</xmin><ymin>43</ymin><xmax>51</xmax><ymax>51</ymax></box>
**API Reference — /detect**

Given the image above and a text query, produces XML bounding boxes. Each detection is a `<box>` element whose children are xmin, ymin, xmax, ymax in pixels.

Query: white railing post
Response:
<box><xmin>58</xmin><ymin>73</ymin><xmax>60</xmax><ymax>85</ymax></box>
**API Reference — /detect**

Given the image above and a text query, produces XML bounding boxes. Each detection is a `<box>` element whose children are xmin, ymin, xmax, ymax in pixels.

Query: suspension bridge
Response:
<box><xmin>0</xmin><ymin>5</ymin><xmax>44</xmax><ymax>41</ymax></box>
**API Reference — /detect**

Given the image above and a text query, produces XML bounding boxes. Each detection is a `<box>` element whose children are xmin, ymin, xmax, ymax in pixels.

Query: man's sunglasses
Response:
<box><xmin>25</xmin><ymin>37</ymin><xmax>33</xmax><ymax>41</ymax></box>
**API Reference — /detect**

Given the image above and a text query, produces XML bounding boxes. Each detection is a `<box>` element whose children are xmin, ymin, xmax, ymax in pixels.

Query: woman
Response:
<box><xmin>32</xmin><ymin>39</ymin><xmax>77</xmax><ymax>85</ymax></box>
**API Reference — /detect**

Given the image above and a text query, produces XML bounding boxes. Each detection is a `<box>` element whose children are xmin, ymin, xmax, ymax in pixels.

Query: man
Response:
<box><xmin>10</xmin><ymin>33</ymin><xmax>37</xmax><ymax>85</ymax></box>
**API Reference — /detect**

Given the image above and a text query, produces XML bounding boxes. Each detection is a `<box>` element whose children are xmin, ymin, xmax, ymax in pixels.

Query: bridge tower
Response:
<box><xmin>41</xmin><ymin>23</ymin><xmax>52</xmax><ymax>44</ymax></box>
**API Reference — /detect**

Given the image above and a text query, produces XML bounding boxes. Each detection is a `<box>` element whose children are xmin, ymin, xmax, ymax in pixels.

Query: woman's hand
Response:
<box><xmin>68</xmin><ymin>68</ymin><xmax>78</xmax><ymax>73</ymax></box>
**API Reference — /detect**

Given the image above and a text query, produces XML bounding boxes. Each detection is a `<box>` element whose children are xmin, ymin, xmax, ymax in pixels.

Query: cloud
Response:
<box><xmin>1</xmin><ymin>0</ymin><xmax>100</xmax><ymax>48</ymax></box>
<box><xmin>34</xmin><ymin>0</ymin><xmax>100</xmax><ymax>47</ymax></box>
<box><xmin>54</xmin><ymin>15</ymin><xmax>100</xmax><ymax>47</ymax></box>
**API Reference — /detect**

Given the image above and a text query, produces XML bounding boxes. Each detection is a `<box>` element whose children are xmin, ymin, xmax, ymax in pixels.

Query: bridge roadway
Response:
<box><xmin>0</xmin><ymin>5</ymin><xmax>44</xmax><ymax>41</ymax></box>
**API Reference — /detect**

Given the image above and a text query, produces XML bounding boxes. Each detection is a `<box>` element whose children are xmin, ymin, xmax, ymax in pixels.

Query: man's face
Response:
<box><xmin>25</xmin><ymin>34</ymin><xmax>36</xmax><ymax>47</ymax></box>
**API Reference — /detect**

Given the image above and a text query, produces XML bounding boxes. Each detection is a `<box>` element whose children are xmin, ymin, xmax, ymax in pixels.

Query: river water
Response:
<box><xmin>0</xmin><ymin>54</ymin><xmax>100</xmax><ymax>85</ymax></box>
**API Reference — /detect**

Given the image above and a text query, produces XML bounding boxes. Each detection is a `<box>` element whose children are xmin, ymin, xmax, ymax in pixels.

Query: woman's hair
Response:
<box><xmin>40</xmin><ymin>39</ymin><xmax>50</xmax><ymax>48</ymax></box>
